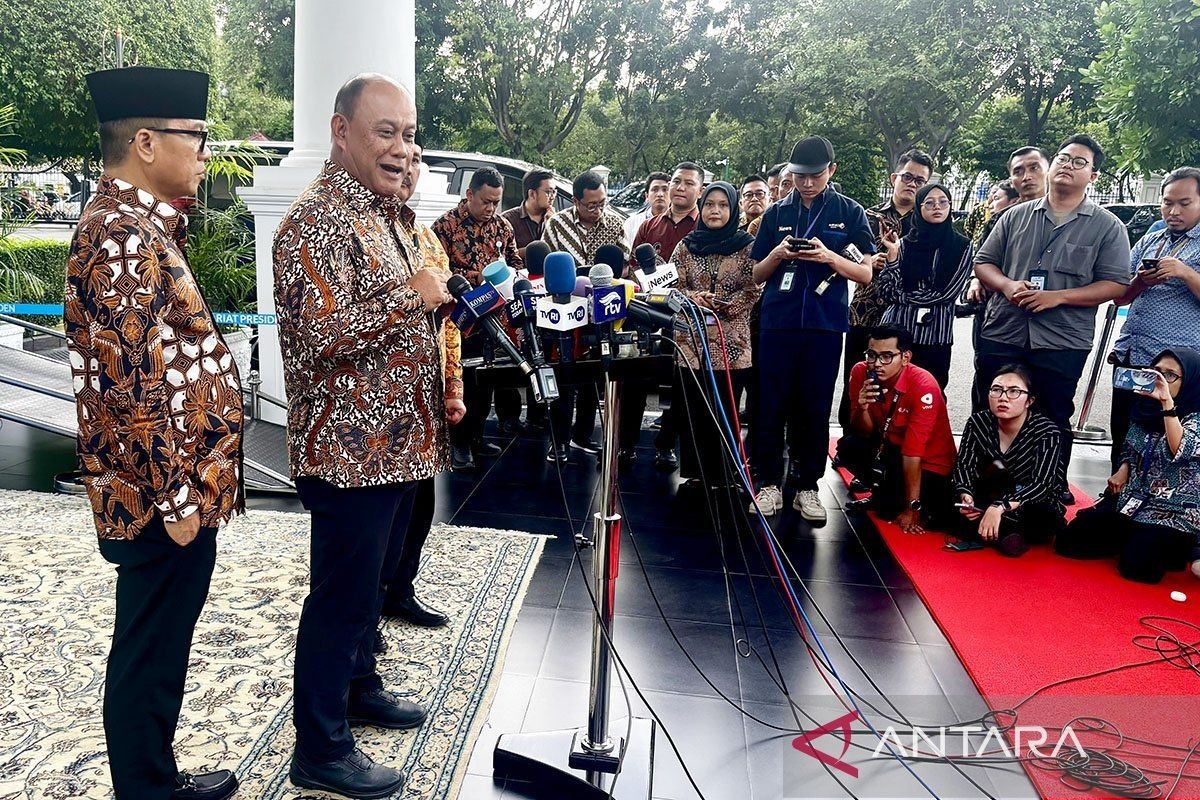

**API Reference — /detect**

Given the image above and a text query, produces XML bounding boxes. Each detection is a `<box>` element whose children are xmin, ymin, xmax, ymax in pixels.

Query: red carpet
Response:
<box><xmin>829</xmin><ymin>441</ymin><xmax>1200</xmax><ymax>798</ymax></box>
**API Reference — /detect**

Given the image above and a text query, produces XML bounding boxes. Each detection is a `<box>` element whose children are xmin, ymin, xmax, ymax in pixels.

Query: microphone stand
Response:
<box><xmin>493</xmin><ymin>354</ymin><xmax>656</xmax><ymax>799</ymax></box>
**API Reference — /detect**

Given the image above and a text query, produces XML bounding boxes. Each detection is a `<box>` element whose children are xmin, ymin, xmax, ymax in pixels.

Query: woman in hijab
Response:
<box><xmin>670</xmin><ymin>181</ymin><xmax>762</xmax><ymax>489</ymax></box>
<box><xmin>876</xmin><ymin>183</ymin><xmax>974</xmax><ymax>389</ymax></box>
<box><xmin>1056</xmin><ymin>348</ymin><xmax>1200</xmax><ymax>583</ymax></box>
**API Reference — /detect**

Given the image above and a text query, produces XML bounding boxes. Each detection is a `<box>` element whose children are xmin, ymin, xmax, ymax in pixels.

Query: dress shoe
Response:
<box><xmin>523</xmin><ymin>416</ymin><xmax>547</xmax><ymax>432</ymax></box>
<box><xmin>1060</xmin><ymin>489</ymin><xmax>1076</xmax><ymax>506</ymax></box>
<box><xmin>451</xmin><ymin>445</ymin><xmax>475</xmax><ymax>471</ymax></box>
<box><xmin>473</xmin><ymin>440</ymin><xmax>503</xmax><ymax>458</ymax></box>
<box><xmin>546</xmin><ymin>443</ymin><xmax>569</xmax><ymax>463</ymax></box>
<box><xmin>653</xmin><ymin>448</ymin><xmax>678</xmax><ymax>472</ymax></box>
<box><xmin>385</xmin><ymin>596</ymin><xmax>449</xmax><ymax>628</ymax></box>
<box><xmin>617</xmin><ymin>448</ymin><xmax>637</xmax><ymax>468</ymax></box>
<box><xmin>848</xmin><ymin>478</ymin><xmax>870</xmax><ymax>494</ymax></box>
<box><xmin>497</xmin><ymin>419</ymin><xmax>525</xmax><ymax>437</ymax></box>
<box><xmin>290</xmin><ymin>747</ymin><xmax>404</xmax><ymax>799</ymax></box>
<box><xmin>998</xmin><ymin>532</ymin><xmax>1030</xmax><ymax>558</ymax></box>
<box><xmin>347</xmin><ymin>688</ymin><xmax>428</xmax><ymax>730</ymax></box>
<box><xmin>844</xmin><ymin>497</ymin><xmax>873</xmax><ymax>514</ymax></box>
<box><xmin>570</xmin><ymin>436</ymin><xmax>601</xmax><ymax>455</ymax></box>
<box><xmin>373</xmin><ymin>628</ymin><xmax>387</xmax><ymax>655</ymax></box>
<box><xmin>173</xmin><ymin>770</ymin><xmax>238</xmax><ymax>800</ymax></box>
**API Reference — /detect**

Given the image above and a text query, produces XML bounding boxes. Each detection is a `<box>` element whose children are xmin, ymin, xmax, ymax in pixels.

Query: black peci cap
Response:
<box><xmin>786</xmin><ymin>135</ymin><xmax>836</xmax><ymax>175</ymax></box>
<box><xmin>86</xmin><ymin>67</ymin><xmax>209</xmax><ymax>124</ymax></box>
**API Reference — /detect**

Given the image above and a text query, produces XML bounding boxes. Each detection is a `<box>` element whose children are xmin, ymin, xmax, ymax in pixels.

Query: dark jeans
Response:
<box><xmin>454</xmin><ymin>337</ymin><xmax>521</xmax><ymax>448</ymax></box>
<box><xmin>383</xmin><ymin>476</ymin><xmax>436</xmax><ymax>608</ymax></box>
<box><xmin>754</xmin><ymin>329</ymin><xmax>842</xmax><ymax>490</ymax></box>
<box><xmin>838</xmin><ymin>325</ymin><xmax>872</xmax><ymax>428</ymax></box>
<box><xmin>1056</xmin><ymin>507</ymin><xmax>1194</xmax><ymax>584</ymax></box>
<box><xmin>100</xmin><ymin>519</ymin><xmax>218</xmax><ymax>800</ymax></box>
<box><xmin>910</xmin><ymin>342</ymin><xmax>952</xmax><ymax>391</ymax></box>
<box><xmin>678</xmin><ymin>367</ymin><xmax>751</xmax><ymax>481</ymax></box>
<box><xmin>835</xmin><ymin>433</ymin><xmax>955</xmax><ymax>528</ymax></box>
<box><xmin>293</xmin><ymin>477</ymin><xmax>418</xmax><ymax>762</ymax></box>
<box><xmin>975</xmin><ymin>339</ymin><xmax>1089</xmax><ymax>483</ymax></box>
<box><xmin>550</xmin><ymin>380</ymin><xmax>599</xmax><ymax>446</ymax></box>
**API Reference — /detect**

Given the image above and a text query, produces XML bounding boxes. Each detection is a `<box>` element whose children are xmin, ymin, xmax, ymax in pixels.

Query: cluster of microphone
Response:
<box><xmin>446</xmin><ymin>240</ymin><xmax>685</xmax><ymax>405</ymax></box>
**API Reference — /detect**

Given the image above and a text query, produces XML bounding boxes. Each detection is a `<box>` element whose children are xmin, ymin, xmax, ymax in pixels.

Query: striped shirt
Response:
<box><xmin>877</xmin><ymin>240</ymin><xmax>975</xmax><ymax>346</ymax></box>
<box><xmin>541</xmin><ymin>207</ymin><xmax>630</xmax><ymax>266</ymax></box>
<box><xmin>953</xmin><ymin>410</ymin><xmax>1063</xmax><ymax>510</ymax></box>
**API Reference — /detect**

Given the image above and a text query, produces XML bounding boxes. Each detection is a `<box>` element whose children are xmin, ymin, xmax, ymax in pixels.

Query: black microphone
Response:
<box><xmin>634</xmin><ymin>242</ymin><xmax>658</xmax><ymax>274</ymax></box>
<box><xmin>595</xmin><ymin>243</ymin><xmax>626</xmax><ymax>276</ymax></box>
<box><xmin>449</xmin><ymin>274</ymin><xmax>559</xmax><ymax>403</ymax></box>
<box><xmin>512</xmin><ymin>278</ymin><xmax>547</xmax><ymax>367</ymax></box>
<box><xmin>525</xmin><ymin>240</ymin><xmax>551</xmax><ymax>279</ymax></box>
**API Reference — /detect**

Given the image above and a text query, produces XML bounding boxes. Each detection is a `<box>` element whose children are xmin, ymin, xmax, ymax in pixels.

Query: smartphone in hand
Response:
<box><xmin>786</xmin><ymin>236</ymin><xmax>816</xmax><ymax>252</ymax></box>
<box><xmin>1113</xmin><ymin>366</ymin><xmax>1160</xmax><ymax>395</ymax></box>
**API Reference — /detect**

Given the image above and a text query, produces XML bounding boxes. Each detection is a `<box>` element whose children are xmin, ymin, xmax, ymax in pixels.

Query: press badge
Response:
<box><xmin>1029</xmin><ymin>269</ymin><xmax>1048</xmax><ymax>291</ymax></box>
<box><xmin>780</xmin><ymin>270</ymin><xmax>796</xmax><ymax>292</ymax></box>
<box><xmin>1120</xmin><ymin>495</ymin><xmax>1144</xmax><ymax>516</ymax></box>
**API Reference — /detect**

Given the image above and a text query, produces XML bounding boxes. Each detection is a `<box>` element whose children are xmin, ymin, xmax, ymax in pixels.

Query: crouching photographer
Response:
<box><xmin>950</xmin><ymin>365</ymin><xmax>1065</xmax><ymax>557</ymax></box>
<box><xmin>836</xmin><ymin>326</ymin><xmax>956</xmax><ymax>533</ymax></box>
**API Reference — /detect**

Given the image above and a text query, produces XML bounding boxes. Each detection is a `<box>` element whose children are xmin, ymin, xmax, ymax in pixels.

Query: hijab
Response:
<box><xmin>1130</xmin><ymin>348</ymin><xmax>1200</xmax><ymax>433</ymax></box>
<box><xmin>901</xmin><ymin>183</ymin><xmax>970</xmax><ymax>291</ymax></box>
<box><xmin>681</xmin><ymin>181</ymin><xmax>757</xmax><ymax>257</ymax></box>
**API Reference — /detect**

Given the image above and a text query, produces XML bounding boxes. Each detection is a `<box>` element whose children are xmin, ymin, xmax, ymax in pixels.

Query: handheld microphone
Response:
<box><xmin>448</xmin><ymin>279</ymin><xmax>506</xmax><ymax>336</ymax></box>
<box><xmin>595</xmin><ymin>244</ymin><xmax>626</xmax><ymax>276</ymax></box>
<box><xmin>448</xmin><ymin>275</ymin><xmax>558</xmax><ymax>403</ymax></box>
<box><xmin>512</xmin><ymin>278</ymin><xmax>547</xmax><ymax>367</ymax></box>
<box><xmin>524</xmin><ymin>241</ymin><xmax>551</xmax><ymax>292</ymax></box>
<box><xmin>482</xmin><ymin>259</ymin><xmax>516</xmax><ymax>301</ymax></box>
<box><xmin>588</xmin><ymin>263</ymin><xmax>627</xmax><ymax>368</ymax></box>
<box><xmin>815</xmin><ymin>243</ymin><xmax>866</xmax><ymax>297</ymax></box>
<box><xmin>573</xmin><ymin>275</ymin><xmax>593</xmax><ymax>298</ymax></box>
<box><xmin>538</xmin><ymin>251</ymin><xmax>590</xmax><ymax>362</ymax></box>
<box><xmin>633</xmin><ymin>241</ymin><xmax>678</xmax><ymax>292</ymax></box>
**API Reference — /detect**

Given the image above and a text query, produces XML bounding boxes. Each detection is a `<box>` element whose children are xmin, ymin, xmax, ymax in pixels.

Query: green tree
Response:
<box><xmin>1085</xmin><ymin>0</ymin><xmax>1200</xmax><ymax>171</ymax></box>
<box><xmin>948</xmin><ymin>93</ymin><xmax>1081</xmax><ymax>178</ymax></box>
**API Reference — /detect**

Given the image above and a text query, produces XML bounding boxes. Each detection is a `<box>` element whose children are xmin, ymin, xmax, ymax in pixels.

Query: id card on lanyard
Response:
<box><xmin>780</xmin><ymin>195</ymin><xmax>827</xmax><ymax>293</ymax></box>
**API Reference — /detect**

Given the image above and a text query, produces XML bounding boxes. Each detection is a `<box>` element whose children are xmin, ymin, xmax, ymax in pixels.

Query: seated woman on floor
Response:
<box><xmin>1056</xmin><ymin>349</ymin><xmax>1200</xmax><ymax>583</ymax></box>
<box><xmin>951</xmin><ymin>364</ymin><xmax>1065</xmax><ymax>557</ymax></box>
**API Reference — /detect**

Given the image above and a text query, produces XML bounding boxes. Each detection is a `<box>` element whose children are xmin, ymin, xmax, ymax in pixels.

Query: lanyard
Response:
<box><xmin>1153</xmin><ymin>234</ymin><xmax>1190</xmax><ymax>260</ymax></box>
<box><xmin>793</xmin><ymin>194</ymin><xmax>827</xmax><ymax>241</ymax></box>
<box><xmin>1035</xmin><ymin>216</ymin><xmax>1072</xmax><ymax>271</ymax></box>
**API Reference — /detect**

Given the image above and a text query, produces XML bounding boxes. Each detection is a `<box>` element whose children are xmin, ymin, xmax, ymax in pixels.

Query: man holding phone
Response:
<box><xmin>972</xmin><ymin>134</ymin><xmax>1131</xmax><ymax>497</ymax></box>
<box><xmin>1109</xmin><ymin>166</ymin><xmax>1200</xmax><ymax>468</ymax></box>
<box><xmin>748</xmin><ymin>134</ymin><xmax>874</xmax><ymax>521</ymax></box>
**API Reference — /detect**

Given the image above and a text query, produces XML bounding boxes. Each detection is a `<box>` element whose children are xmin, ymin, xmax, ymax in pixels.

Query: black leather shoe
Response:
<box><xmin>473</xmin><ymin>440</ymin><xmax>503</xmax><ymax>457</ymax></box>
<box><xmin>386</xmin><ymin>596</ymin><xmax>449</xmax><ymax>628</ymax></box>
<box><xmin>570</xmin><ymin>437</ymin><xmax>601</xmax><ymax>455</ymax></box>
<box><xmin>848</xmin><ymin>478</ymin><xmax>870</xmax><ymax>494</ymax></box>
<box><xmin>653</xmin><ymin>448</ymin><xmax>678</xmax><ymax>472</ymax></box>
<box><xmin>290</xmin><ymin>747</ymin><xmax>404</xmax><ymax>799</ymax></box>
<box><xmin>1060</xmin><ymin>489</ymin><xmax>1076</xmax><ymax>506</ymax></box>
<box><xmin>546</xmin><ymin>443</ymin><xmax>569</xmax><ymax>463</ymax></box>
<box><xmin>523</xmin><ymin>416</ymin><xmax>547</xmax><ymax>432</ymax></box>
<box><xmin>617</xmin><ymin>448</ymin><xmax>637</xmax><ymax>468</ymax></box>
<box><xmin>373</xmin><ymin>628</ymin><xmax>387</xmax><ymax>655</ymax></box>
<box><xmin>451</xmin><ymin>445</ymin><xmax>474</xmax><ymax>471</ymax></box>
<box><xmin>998</xmin><ymin>532</ymin><xmax>1030</xmax><ymax>558</ymax></box>
<box><xmin>498</xmin><ymin>419</ymin><xmax>525</xmax><ymax>437</ymax></box>
<box><xmin>173</xmin><ymin>770</ymin><xmax>238</xmax><ymax>800</ymax></box>
<box><xmin>347</xmin><ymin>688</ymin><xmax>427</xmax><ymax>730</ymax></box>
<box><xmin>844</xmin><ymin>497</ymin><xmax>873</xmax><ymax>514</ymax></box>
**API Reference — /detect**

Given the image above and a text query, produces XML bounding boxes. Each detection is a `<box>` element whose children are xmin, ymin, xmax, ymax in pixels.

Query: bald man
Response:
<box><xmin>273</xmin><ymin>73</ymin><xmax>450</xmax><ymax>798</ymax></box>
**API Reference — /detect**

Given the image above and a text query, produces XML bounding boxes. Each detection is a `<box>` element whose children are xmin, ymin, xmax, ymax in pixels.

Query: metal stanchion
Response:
<box><xmin>1073</xmin><ymin>303</ymin><xmax>1119</xmax><ymax>442</ymax></box>
<box><xmin>493</xmin><ymin>370</ymin><xmax>655</xmax><ymax>799</ymax></box>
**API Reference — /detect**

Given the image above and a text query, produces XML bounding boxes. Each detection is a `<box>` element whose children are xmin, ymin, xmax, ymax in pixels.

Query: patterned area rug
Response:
<box><xmin>0</xmin><ymin>490</ymin><xmax>545</xmax><ymax>800</ymax></box>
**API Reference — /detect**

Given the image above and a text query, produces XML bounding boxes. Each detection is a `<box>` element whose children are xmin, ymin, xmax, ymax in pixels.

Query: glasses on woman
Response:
<box><xmin>863</xmin><ymin>350</ymin><xmax>900</xmax><ymax>365</ymax></box>
<box><xmin>921</xmin><ymin>199</ymin><xmax>951</xmax><ymax>210</ymax></box>
<box><xmin>1158</xmin><ymin>368</ymin><xmax>1182</xmax><ymax>384</ymax></box>
<box><xmin>988</xmin><ymin>386</ymin><xmax>1030</xmax><ymax>399</ymax></box>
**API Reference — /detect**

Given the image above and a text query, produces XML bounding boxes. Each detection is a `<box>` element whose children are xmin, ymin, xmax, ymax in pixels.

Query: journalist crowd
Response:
<box><xmin>61</xmin><ymin>62</ymin><xmax>1200</xmax><ymax>800</ymax></box>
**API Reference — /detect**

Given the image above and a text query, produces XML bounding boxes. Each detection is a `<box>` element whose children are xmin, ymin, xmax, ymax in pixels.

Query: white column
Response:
<box><xmin>239</xmin><ymin>0</ymin><xmax>419</xmax><ymax>424</ymax></box>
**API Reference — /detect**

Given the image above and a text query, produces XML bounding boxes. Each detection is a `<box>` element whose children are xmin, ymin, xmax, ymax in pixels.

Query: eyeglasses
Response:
<box><xmin>130</xmin><ymin>128</ymin><xmax>210</xmax><ymax>153</ymax></box>
<box><xmin>988</xmin><ymin>386</ymin><xmax>1031</xmax><ymax>399</ymax></box>
<box><xmin>863</xmin><ymin>350</ymin><xmax>900</xmax><ymax>365</ymax></box>
<box><xmin>742</xmin><ymin>190</ymin><xmax>768</xmax><ymax>199</ymax></box>
<box><xmin>1158</xmin><ymin>369</ymin><xmax>1182</xmax><ymax>384</ymax></box>
<box><xmin>897</xmin><ymin>172</ymin><xmax>928</xmax><ymax>188</ymax></box>
<box><xmin>580</xmin><ymin>199</ymin><xmax>606</xmax><ymax>213</ymax></box>
<box><xmin>1053</xmin><ymin>153</ymin><xmax>1092</xmax><ymax>170</ymax></box>
<box><xmin>921</xmin><ymin>199</ymin><xmax>951</xmax><ymax>210</ymax></box>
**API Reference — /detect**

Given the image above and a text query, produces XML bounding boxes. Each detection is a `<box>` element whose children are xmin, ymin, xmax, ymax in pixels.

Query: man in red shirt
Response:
<box><xmin>838</xmin><ymin>326</ymin><xmax>957</xmax><ymax>533</ymax></box>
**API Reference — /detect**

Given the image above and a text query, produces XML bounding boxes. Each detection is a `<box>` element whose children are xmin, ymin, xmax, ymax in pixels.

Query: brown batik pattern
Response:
<box><xmin>849</xmin><ymin>201</ymin><xmax>908</xmax><ymax>328</ymax></box>
<box><xmin>64</xmin><ymin>176</ymin><xmax>244</xmax><ymax>540</ymax></box>
<box><xmin>273</xmin><ymin>161</ymin><xmax>449</xmax><ymax>488</ymax></box>
<box><xmin>431</xmin><ymin>199</ymin><xmax>524</xmax><ymax>286</ymax></box>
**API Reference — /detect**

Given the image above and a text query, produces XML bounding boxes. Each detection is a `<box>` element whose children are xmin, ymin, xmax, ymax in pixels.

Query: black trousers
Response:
<box><xmin>975</xmin><ymin>339</ymin><xmax>1089</xmax><ymax>481</ymax></box>
<box><xmin>678</xmin><ymin>367</ymin><xmax>751</xmax><ymax>481</ymax></box>
<box><xmin>838</xmin><ymin>325</ymin><xmax>872</xmax><ymax>428</ymax></box>
<box><xmin>969</xmin><ymin>312</ymin><xmax>987</xmax><ymax>414</ymax></box>
<box><xmin>550</xmin><ymin>380</ymin><xmax>599</xmax><ymax>446</ymax></box>
<box><xmin>100</xmin><ymin>519</ymin><xmax>218</xmax><ymax>800</ymax></box>
<box><xmin>835</xmin><ymin>434</ymin><xmax>955</xmax><ymax>528</ymax></box>
<box><xmin>618</xmin><ymin>375</ymin><xmax>676</xmax><ymax>453</ymax></box>
<box><xmin>909</xmin><ymin>342</ymin><xmax>952</xmax><ymax>391</ymax></box>
<box><xmin>293</xmin><ymin>477</ymin><xmax>417</xmax><ymax>762</ymax></box>
<box><xmin>454</xmin><ymin>337</ymin><xmax>521</xmax><ymax>448</ymax></box>
<box><xmin>952</xmin><ymin>502</ymin><xmax>1065</xmax><ymax>555</ymax></box>
<box><xmin>1056</xmin><ymin>508</ymin><xmax>1194</xmax><ymax>584</ymax></box>
<box><xmin>382</xmin><ymin>476</ymin><xmax>436</xmax><ymax>608</ymax></box>
<box><xmin>754</xmin><ymin>329</ymin><xmax>842</xmax><ymax>489</ymax></box>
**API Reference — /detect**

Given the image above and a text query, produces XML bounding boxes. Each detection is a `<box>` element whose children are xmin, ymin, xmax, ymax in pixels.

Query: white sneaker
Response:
<box><xmin>794</xmin><ymin>489</ymin><xmax>827</xmax><ymax>522</ymax></box>
<box><xmin>750</xmin><ymin>485</ymin><xmax>783</xmax><ymax>515</ymax></box>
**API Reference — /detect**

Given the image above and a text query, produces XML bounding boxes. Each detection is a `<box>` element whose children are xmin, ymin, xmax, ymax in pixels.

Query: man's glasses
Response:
<box><xmin>921</xmin><ymin>199</ymin><xmax>951</xmax><ymax>210</ymax></box>
<box><xmin>1053</xmin><ymin>153</ymin><xmax>1092</xmax><ymax>170</ymax></box>
<box><xmin>130</xmin><ymin>128</ymin><xmax>210</xmax><ymax>153</ymax></box>
<box><xmin>988</xmin><ymin>386</ymin><xmax>1031</xmax><ymax>399</ymax></box>
<box><xmin>897</xmin><ymin>172</ymin><xmax>928</xmax><ymax>188</ymax></box>
<box><xmin>742</xmin><ymin>190</ymin><xmax>768</xmax><ymax>200</ymax></box>
<box><xmin>580</xmin><ymin>200</ymin><xmax>606</xmax><ymax>213</ymax></box>
<box><xmin>863</xmin><ymin>350</ymin><xmax>900</xmax><ymax>365</ymax></box>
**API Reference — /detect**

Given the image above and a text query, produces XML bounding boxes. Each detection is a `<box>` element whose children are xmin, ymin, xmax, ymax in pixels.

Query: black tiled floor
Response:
<box><xmin>0</xmin><ymin>416</ymin><xmax>1039</xmax><ymax>799</ymax></box>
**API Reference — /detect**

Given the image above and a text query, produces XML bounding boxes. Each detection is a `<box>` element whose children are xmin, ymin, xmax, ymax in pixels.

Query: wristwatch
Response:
<box><xmin>908</xmin><ymin>499</ymin><xmax>923</xmax><ymax>512</ymax></box>
<box><xmin>1163</xmin><ymin>406</ymin><xmax>1179</xmax><ymax>418</ymax></box>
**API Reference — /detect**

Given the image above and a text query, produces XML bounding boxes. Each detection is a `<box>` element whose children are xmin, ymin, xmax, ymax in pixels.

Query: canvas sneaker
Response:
<box><xmin>793</xmin><ymin>489</ymin><xmax>827</xmax><ymax>522</ymax></box>
<box><xmin>749</xmin><ymin>485</ymin><xmax>783</xmax><ymax>515</ymax></box>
